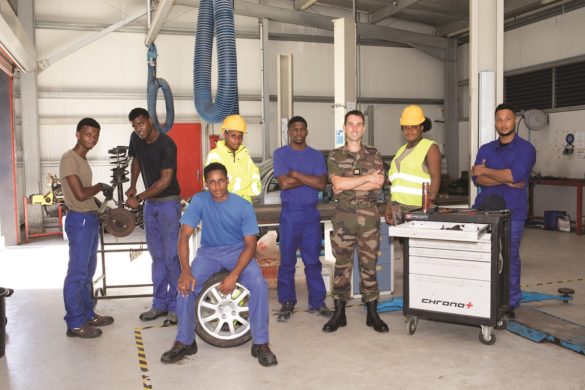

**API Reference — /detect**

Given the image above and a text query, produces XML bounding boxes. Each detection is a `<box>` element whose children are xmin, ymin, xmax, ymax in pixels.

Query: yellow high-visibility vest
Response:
<box><xmin>388</xmin><ymin>138</ymin><xmax>435</xmax><ymax>206</ymax></box>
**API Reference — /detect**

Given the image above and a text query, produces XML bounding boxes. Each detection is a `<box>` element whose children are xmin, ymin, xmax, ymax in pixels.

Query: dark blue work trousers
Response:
<box><xmin>509</xmin><ymin>220</ymin><xmax>525</xmax><ymax>308</ymax></box>
<box><xmin>175</xmin><ymin>243</ymin><xmax>269</xmax><ymax>345</ymax></box>
<box><xmin>144</xmin><ymin>199</ymin><xmax>181</xmax><ymax>313</ymax></box>
<box><xmin>63</xmin><ymin>211</ymin><xmax>99</xmax><ymax>329</ymax></box>
<box><xmin>277</xmin><ymin>203</ymin><xmax>326</xmax><ymax>309</ymax></box>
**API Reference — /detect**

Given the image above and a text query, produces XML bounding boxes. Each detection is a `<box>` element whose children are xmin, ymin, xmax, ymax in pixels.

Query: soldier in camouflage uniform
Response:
<box><xmin>323</xmin><ymin>110</ymin><xmax>389</xmax><ymax>333</ymax></box>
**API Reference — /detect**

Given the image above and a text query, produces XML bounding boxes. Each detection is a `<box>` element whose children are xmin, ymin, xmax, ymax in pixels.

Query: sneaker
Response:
<box><xmin>160</xmin><ymin>340</ymin><xmax>198</xmax><ymax>364</ymax></box>
<box><xmin>308</xmin><ymin>304</ymin><xmax>333</xmax><ymax>318</ymax></box>
<box><xmin>251</xmin><ymin>343</ymin><xmax>278</xmax><ymax>367</ymax></box>
<box><xmin>87</xmin><ymin>314</ymin><xmax>114</xmax><ymax>327</ymax></box>
<box><xmin>139</xmin><ymin>308</ymin><xmax>168</xmax><ymax>321</ymax></box>
<box><xmin>66</xmin><ymin>324</ymin><xmax>102</xmax><ymax>339</ymax></box>
<box><xmin>163</xmin><ymin>312</ymin><xmax>178</xmax><ymax>326</ymax></box>
<box><xmin>277</xmin><ymin>302</ymin><xmax>295</xmax><ymax>322</ymax></box>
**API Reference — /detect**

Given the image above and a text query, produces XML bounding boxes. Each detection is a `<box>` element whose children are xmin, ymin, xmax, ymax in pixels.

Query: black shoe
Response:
<box><xmin>308</xmin><ymin>304</ymin><xmax>333</xmax><ymax>318</ymax></box>
<box><xmin>160</xmin><ymin>340</ymin><xmax>198</xmax><ymax>364</ymax></box>
<box><xmin>366</xmin><ymin>300</ymin><xmax>389</xmax><ymax>333</ymax></box>
<box><xmin>163</xmin><ymin>312</ymin><xmax>178</xmax><ymax>326</ymax></box>
<box><xmin>322</xmin><ymin>300</ymin><xmax>346</xmax><ymax>333</ymax></box>
<box><xmin>251</xmin><ymin>343</ymin><xmax>278</xmax><ymax>367</ymax></box>
<box><xmin>87</xmin><ymin>314</ymin><xmax>114</xmax><ymax>327</ymax></box>
<box><xmin>505</xmin><ymin>308</ymin><xmax>516</xmax><ymax>320</ymax></box>
<box><xmin>140</xmin><ymin>308</ymin><xmax>168</xmax><ymax>321</ymax></box>
<box><xmin>66</xmin><ymin>324</ymin><xmax>102</xmax><ymax>339</ymax></box>
<box><xmin>277</xmin><ymin>302</ymin><xmax>295</xmax><ymax>322</ymax></box>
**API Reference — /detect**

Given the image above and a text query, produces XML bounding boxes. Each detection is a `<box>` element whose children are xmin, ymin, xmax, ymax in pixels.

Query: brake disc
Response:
<box><xmin>103</xmin><ymin>208</ymin><xmax>136</xmax><ymax>237</ymax></box>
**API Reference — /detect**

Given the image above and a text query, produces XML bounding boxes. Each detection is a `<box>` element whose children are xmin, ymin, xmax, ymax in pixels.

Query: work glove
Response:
<box><xmin>100</xmin><ymin>183</ymin><xmax>114</xmax><ymax>200</ymax></box>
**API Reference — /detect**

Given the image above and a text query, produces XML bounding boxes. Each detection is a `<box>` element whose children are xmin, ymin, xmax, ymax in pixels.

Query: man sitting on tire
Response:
<box><xmin>161</xmin><ymin>162</ymin><xmax>278</xmax><ymax>367</ymax></box>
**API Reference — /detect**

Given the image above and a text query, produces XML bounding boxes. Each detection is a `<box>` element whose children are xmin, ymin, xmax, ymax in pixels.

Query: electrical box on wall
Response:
<box><xmin>575</xmin><ymin>131</ymin><xmax>585</xmax><ymax>160</ymax></box>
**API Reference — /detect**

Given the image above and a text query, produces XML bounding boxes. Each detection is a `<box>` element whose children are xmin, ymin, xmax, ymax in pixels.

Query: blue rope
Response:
<box><xmin>194</xmin><ymin>0</ymin><xmax>239</xmax><ymax>123</ymax></box>
<box><xmin>147</xmin><ymin>43</ymin><xmax>175</xmax><ymax>133</ymax></box>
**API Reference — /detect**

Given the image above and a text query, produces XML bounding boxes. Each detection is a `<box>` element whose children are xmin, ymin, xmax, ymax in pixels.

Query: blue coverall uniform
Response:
<box><xmin>273</xmin><ymin>145</ymin><xmax>327</xmax><ymax>309</ymax></box>
<box><xmin>175</xmin><ymin>191</ymin><xmax>269</xmax><ymax>345</ymax></box>
<box><xmin>473</xmin><ymin>134</ymin><xmax>536</xmax><ymax>309</ymax></box>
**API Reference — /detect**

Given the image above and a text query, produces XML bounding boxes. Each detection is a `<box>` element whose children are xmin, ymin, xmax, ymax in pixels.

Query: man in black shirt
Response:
<box><xmin>126</xmin><ymin>107</ymin><xmax>181</xmax><ymax>324</ymax></box>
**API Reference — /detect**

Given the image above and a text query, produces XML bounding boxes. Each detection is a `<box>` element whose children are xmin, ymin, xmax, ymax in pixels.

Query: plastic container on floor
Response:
<box><xmin>0</xmin><ymin>287</ymin><xmax>14</xmax><ymax>358</ymax></box>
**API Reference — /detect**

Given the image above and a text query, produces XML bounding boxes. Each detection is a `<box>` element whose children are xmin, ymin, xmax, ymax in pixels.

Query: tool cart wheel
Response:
<box><xmin>495</xmin><ymin>318</ymin><xmax>506</xmax><ymax>330</ymax></box>
<box><xmin>479</xmin><ymin>326</ymin><xmax>496</xmax><ymax>345</ymax></box>
<box><xmin>194</xmin><ymin>271</ymin><xmax>252</xmax><ymax>347</ymax></box>
<box><xmin>407</xmin><ymin>316</ymin><xmax>418</xmax><ymax>335</ymax></box>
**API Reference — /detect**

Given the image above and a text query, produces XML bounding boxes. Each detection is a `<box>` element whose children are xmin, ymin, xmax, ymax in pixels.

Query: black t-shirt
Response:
<box><xmin>128</xmin><ymin>132</ymin><xmax>181</xmax><ymax>197</ymax></box>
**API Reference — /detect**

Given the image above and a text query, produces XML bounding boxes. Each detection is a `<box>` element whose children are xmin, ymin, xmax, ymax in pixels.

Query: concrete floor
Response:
<box><xmin>1</xmin><ymin>228</ymin><xmax>584</xmax><ymax>389</ymax></box>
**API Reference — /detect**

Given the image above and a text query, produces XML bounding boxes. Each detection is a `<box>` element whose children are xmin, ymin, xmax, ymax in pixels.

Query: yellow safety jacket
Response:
<box><xmin>388</xmin><ymin>138</ymin><xmax>435</xmax><ymax>206</ymax></box>
<box><xmin>205</xmin><ymin>140</ymin><xmax>261</xmax><ymax>203</ymax></box>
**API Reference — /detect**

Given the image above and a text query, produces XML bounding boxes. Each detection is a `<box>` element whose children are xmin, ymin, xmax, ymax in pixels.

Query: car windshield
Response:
<box><xmin>257</xmin><ymin>160</ymin><xmax>273</xmax><ymax>180</ymax></box>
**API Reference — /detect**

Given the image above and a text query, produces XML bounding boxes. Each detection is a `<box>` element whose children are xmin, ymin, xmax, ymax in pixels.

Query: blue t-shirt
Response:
<box><xmin>472</xmin><ymin>134</ymin><xmax>536</xmax><ymax>221</ymax></box>
<box><xmin>273</xmin><ymin>145</ymin><xmax>327</xmax><ymax>205</ymax></box>
<box><xmin>180</xmin><ymin>191</ymin><xmax>259</xmax><ymax>247</ymax></box>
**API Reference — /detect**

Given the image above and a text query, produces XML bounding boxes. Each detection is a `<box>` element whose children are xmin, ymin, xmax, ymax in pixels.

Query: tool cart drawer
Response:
<box><xmin>389</xmin><ymin>221</ymin><xmax>490</xmax><ymax>242</ymax></box>
<box><xmin>409</xmin><ymin>246</ymin><xmax>492</xmax><ymax>262</ymax></box>
<box><xmin>409</xmin><ymin>256</ymin><xmax>492</xmax><ymax>281</ymax></box>
<box><xmin>409</xmin><ymin>274</ymin><xmax>491</xmax><ymax>318</ymax></box>
<box><xmin>409</xmin><ymin>236</ymin><xmax>492</xmax><ymax>252</ymax></box>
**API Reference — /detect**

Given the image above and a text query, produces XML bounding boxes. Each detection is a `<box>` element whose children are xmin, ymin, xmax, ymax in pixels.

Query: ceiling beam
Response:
<box><xmin>357</xmin><ymin>21</ymin><xmax>446</xmax><ymax>50</ymax></box>
<box><xmin>145</xmin><ymin>0</ymin><xmax>175</xmax><ymax>46</ymax></box>
<box><xmin>438</xmin><ymin>0</ymin><xmax>585</xmax><ymax>37</ymax></box>
<box><xmin>37</xmin><ymin>8</ymin><xmax>147</xmax><ymax>71</ymax></box>
<box><xmin>0</xmin><ymin>0</ymin><xmax>36</xmax><ymax>71</ymax></box>
<box><xmin>294</xmin><ymin>0</ymin><xmax>319</xmax><ymax>11</ymax></box>
<box><xmin>175</xmin><ymin>0</ymin><xmax>446</xmax><ymax>51</ymax></box>
<box><xmin>439</xmin><ymin>0</ymin><xmax>542</xmax><ymax>36</ymax></box>
<box><xmin>409</xmin><ymin>43</ymin><xmax>445</xmax><ymax>61</ymax></box>
<box><xmin>369</xmin><ymin>0</ymin><xmax>422</xmax><ymax>24</ymax></box>
<box><xmin>437</xmin><ymin>19</ymin><xmax>468</xmax><ymax>37</ymax></box>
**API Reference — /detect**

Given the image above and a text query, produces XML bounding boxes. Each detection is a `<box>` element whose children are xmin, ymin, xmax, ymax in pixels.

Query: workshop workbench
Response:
<box><xmin>529</xmin><ymin>178</ymin><xmax>585</xmax><ymax>235</ymax></box>
<box><xmin>253</xmin><ymin>194</ymin><xmax>468</xmax><ymax>225</ymax></box>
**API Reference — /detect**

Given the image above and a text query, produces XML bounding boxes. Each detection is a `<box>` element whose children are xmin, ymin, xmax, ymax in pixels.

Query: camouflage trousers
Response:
<box><xmin>330</xmin><ymin>205</ymin><xmax>380</xmax><ymax>302</ymax></box>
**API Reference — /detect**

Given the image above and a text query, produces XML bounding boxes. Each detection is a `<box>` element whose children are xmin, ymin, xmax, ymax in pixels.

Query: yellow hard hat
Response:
<box><xmin>400</xmin><ymin>105</ymin><xmax>426</xmax><ymax>126</ymax></box>
<box><xmin>221</xmin><ymin>114</ymin><xmax>247</xmax><ymax>134</ymax></box>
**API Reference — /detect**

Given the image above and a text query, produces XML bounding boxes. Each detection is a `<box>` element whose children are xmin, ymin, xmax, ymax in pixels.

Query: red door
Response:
<box><xmin>167</xmin><ymin>123</ymin><xmax>202</xmax><ymax>200</ymax></box>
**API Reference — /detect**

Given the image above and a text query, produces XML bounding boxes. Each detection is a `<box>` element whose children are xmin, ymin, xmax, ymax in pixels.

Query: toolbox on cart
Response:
<box><xmin>389</xmin><ymin>208</ymin><xmax>510</xmax><ymax>345</ymax></box>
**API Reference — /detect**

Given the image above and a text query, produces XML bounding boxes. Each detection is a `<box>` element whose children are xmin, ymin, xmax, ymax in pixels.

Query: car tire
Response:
<box><xmin>195</xmin><ymin>271</ymin><xmax>252</xmax><ymax>347</ymax></box>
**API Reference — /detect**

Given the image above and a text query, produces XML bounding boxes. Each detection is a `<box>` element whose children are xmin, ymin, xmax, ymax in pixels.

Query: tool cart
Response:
<box><xmin>389</xmin><ymin>209</ymin><xmax>510</xmax><ymax>345</ymax></box>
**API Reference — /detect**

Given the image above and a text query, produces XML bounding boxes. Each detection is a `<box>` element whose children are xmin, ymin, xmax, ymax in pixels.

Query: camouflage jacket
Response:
<box><xmin>327</xmin><ymin>143</ymin><xmax>384</xmax><ymax>206</ymax></box>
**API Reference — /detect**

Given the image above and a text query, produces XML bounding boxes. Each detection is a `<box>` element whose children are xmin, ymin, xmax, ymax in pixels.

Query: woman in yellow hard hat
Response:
<box><xmin>385</xmin><ymin>105</ymin><xmax>441</xmax><ymax>224</ymax></box>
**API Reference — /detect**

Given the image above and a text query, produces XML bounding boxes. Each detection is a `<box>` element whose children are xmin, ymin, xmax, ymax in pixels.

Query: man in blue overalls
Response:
<box><xmin>161</xmin><ymin>162</ymin><xmax>277</xmax><ymax>367</ymax></box>
<box><xmin>126</xmin><ymin>108</ymin><xmax>182</xmax><ymax>325</ymax></box>
<box><xmin>472</xmin><ymin>103</ymin><xmax>536</xmax><ymax>318</ymax></box>
<box><xmin>273</xmin><ymin>116</ymin><xmax>332</xmax><ymax>322</ymax></box>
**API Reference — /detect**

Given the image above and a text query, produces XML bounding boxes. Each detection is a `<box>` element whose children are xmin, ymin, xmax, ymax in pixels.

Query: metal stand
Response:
<box><xmin>93</xmin><ymin>224</ymin><xmax>152</xmax><ymax>300</ymax></box>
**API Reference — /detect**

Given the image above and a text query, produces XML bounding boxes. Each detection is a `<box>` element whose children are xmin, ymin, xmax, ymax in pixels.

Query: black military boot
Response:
<box><xmin>366</xmin><ymin>300</ymin><xmax>389</xmax><ymax>333</ymax></box>
<box><xmin>322</xmin><ymin>299</ymin><xmax>347</xmax><ymax>333</ymax></box>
